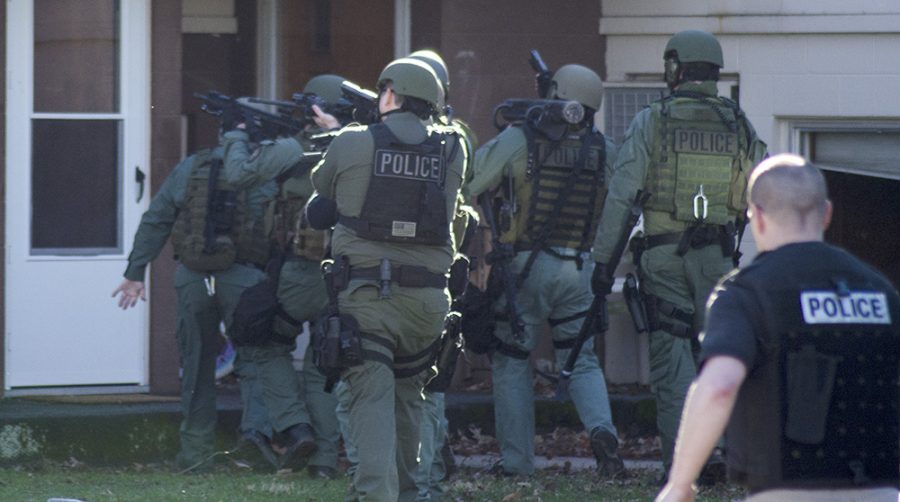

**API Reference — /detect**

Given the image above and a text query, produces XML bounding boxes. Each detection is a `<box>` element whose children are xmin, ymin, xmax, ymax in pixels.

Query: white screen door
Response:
<box><xmin>5</xmin><ymin>0</ymin><xmax>150</xmax><ymax>391</ymax></box>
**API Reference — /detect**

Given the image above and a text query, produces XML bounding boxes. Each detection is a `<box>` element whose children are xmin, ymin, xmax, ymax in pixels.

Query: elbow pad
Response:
<box><xmin>306</xmin><ymin>195</ymin><xmax>338</xmax><ymax>230</ymax></box>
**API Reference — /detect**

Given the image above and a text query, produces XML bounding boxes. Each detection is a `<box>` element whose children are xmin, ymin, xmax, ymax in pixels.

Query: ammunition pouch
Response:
<box><xmin>425</xmin><ymin>311</ymin><xmax>464</xmax><ymax>392</ymax></box>
<box><xmin>458</xmin><ymin>285</ymin><xmax>499</xmax><ymax>355</ymax></box>
<box><xmin>644</xmin><ymin>293</ymin><xmax>694</xmax><ymax>339</ymax></box>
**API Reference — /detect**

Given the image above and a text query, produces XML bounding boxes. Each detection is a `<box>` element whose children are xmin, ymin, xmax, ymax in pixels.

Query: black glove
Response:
<box><xmin>591</xmin><ymin>262</ymin><xmax>613</xmax><ymax>296</ymax></box>
<box><xmin>219</xmin><ymin>105</ymin><xmax>242</xmax><ymax>132</ymax></box>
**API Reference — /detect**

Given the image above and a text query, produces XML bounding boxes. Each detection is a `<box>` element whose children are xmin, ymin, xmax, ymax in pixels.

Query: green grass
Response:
<box><xmin>0</xmin><ymin>463</ymin><xmax>746</xmax><ymax>501</ymax></box>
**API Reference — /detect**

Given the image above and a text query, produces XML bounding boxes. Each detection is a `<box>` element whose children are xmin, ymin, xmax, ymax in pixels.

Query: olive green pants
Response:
<box><xmin>174</xmin><ymin>263</ymin><xmax>272</xmax><ymax>468</ymax></box>
<box><xmin>414</xmin><ymin>391</ymin><xmax>448</xmax><ymax>501</ymax></box>
<box><xmin>492</xmin><ymin>249</ymin><xmax>617</xmax><ymax>475</ymax></box>
<box><xmin>339</xmin><ymin>281</ymin><xmax>448</xmax><ymax>502</ymax></box>
<box><xmin>638</xmin><ymin>243</ymin><xmax>733</xmax><ymax>469</ymax></box>
<box><xmin>273</xmin><ymin>258</ymin><xmax>339</xmax><ymax>469</ymax></box>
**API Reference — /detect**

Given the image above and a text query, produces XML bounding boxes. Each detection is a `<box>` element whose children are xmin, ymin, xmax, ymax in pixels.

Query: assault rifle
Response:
<box><xmin>477</xmin><ymin>191</ymin><xmax>525</xmax><ymax>342</ymax></box>
<box><xmin>340</xmin><ymin>80</ymin><xmax>380</xmax><ymax>125</ymax></box>
<box><xmin>556</xmin><ymin>190</ymin><xmax>651</xmax><ymax>399</ymax></box>
<box><xmin>529</xmin><ymin>49</ymin><xmax>554</xmax><ymax>99</ymax></box>
<box><xmin>195</xmin><ymin>91</ymin><xmax>304</xmax><ymax>141</ymax></box>
<box><xmin>249</xmin><ymin>91</ymin><xmax>358</xmax><ymax>128</ymax></box>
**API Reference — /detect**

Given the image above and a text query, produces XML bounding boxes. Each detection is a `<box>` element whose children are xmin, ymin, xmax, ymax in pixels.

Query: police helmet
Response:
<box><xmin>408</xmin><ymin>50</ymin><xmax>450</xmax><ymax>99</ymax></box>
<box><xmin>664</xmin><ymin>30</ymin><xmax>724</xmax><ymax>67</ymax></box>
<box><xmin>377</xmin><ymin>57</ymin><xmax>445</xmax><ymax>109</ymax></box>
<box><xmin>549</xmin><ymin>64</ymin><xmax>604</xmax><ymax>112</ymax></box>
<box><xmin>302</xmin><ymin>74</ymin><xmax>346</xmax><ymax>105</ymax></box>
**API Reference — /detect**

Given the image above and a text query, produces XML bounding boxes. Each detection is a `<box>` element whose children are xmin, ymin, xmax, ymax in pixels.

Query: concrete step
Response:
<box><xmin>0</xmin><ymin>387</ymin><xmax>655</xmax><ymax>467</ymax></box>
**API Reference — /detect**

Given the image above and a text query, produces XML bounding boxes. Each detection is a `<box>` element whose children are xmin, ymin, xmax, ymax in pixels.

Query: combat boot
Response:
<box><xmin>228</xmin><ymin>429</ymin><xmax>280</xmax><ymax>472</ymax></box>
<box><xmin>280</xmin><ymin>423</ymin><xmax>318</xmax><ymax>471</ymax></box>
<box><xmin>590</xmin><ymin>427</ymin><xmax>625</xmax><ymax>478</ymax></box>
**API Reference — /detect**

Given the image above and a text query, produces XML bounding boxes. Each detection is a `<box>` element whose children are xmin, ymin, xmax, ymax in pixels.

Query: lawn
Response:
<box><xmin>0</xmin><ymin>462</ymin><xmax>746</xmax><ymax>501</ymax></box>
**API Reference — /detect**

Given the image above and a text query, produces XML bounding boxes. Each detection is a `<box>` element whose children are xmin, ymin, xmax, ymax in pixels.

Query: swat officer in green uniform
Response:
<box><xmin>590</xmin><ymin>30</ymin><xmax>768</xmax><ymax>475</ymax></box>
<box><xmin>465</xmin><ymin>63</ymin><xmax>623</xmax><ymax>477</ymax></box>
<box><xmin>218</xmin><ymin>74</ymin><xmax>349</xmax><ymax>477</ymax></box>
<box><xmin>407</xmin><ymin>48</ymin><xmax>471</xmax><ymax>501</ymax></box>
<box><xmin>112</xmin><ymin>146</ymin><xmax>286</xmax><ymax>472</ymax></box>
<box><xmin>309</xmin><ymin>57</ymin><xmax>465</xmax><ymax>501</ymax></box>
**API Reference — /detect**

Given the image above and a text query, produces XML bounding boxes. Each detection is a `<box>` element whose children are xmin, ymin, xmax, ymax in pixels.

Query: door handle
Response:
<box><xmin>135</xmin><ymin>166</ymin><xmax>146</xmax><ymax>203</ymax></box>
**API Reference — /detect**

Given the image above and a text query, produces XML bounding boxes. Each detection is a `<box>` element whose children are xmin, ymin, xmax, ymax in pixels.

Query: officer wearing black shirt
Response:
<box><xmin>657</xmin><ymin>154</ymin><xmax>900</xmax><ymax>502</ymax></box>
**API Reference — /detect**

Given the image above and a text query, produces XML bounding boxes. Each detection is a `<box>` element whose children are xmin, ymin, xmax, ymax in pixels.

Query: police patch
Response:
<box><xmin>374</xmin><ymin>149</ymin><xmax>444</xmax><ymax>182</ymax></box>
<box><xmin>673</xmin><ymin>129</ymin><xmax>738</xmax><ymax>156</ymax></box>
<box><xmin>800</xmin><ymin>291</ymin><xmax>891</xmax><ymax>325</ymax></box>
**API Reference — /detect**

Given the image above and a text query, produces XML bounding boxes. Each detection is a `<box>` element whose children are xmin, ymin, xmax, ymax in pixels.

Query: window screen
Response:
<box><xmin>603</xmin><ymin>87</ymin><xmax>666</xmax><ymax>145</ymax></box>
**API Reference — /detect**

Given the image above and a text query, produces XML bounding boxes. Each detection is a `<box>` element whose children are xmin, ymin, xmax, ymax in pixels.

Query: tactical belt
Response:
<box><xmin>638</xmin><ymin>222</ymin><xmax>736</xmax><ymax>258</ymax></box>
<box><xmin>497</xmin><ymin>342</ymin><xmax>530</xmax><ymax>360</ymax></box>
<box><xmin>513</xmin><ymin>243</ymin><xmax>584</xmax><ymax>263</ymax></box>
<box><xmin>342</xmin><ymin>264</ymin><xmax>447</xmax><ymax>290</ymax></box>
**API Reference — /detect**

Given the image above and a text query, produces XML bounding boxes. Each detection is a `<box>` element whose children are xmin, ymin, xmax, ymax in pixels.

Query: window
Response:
<box><xmin>602</xmin><ymin>86</ymin><xmax>666</xmax><ymax>145</ymax></box>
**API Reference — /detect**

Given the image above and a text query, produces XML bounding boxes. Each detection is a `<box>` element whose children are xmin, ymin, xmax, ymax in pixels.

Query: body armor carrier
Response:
<box><xmin>725</xmin><ymin>244</ymin><xmax>900</xmax><ymax>491</ymax></box>
<box><xmin>172</xmin><ymin>150</ymin><xmax>269</xmax><ymax>272</ymax></box>
<box><xmin>514</xmin><ymin>126</ymin><xmax>607</xmax><ymax>253</ymax></box>
<box><xmin>646</xmin><ymin>93</ymin><xmax>752</xmax><ymax>225</ymax></box>
<box><xmin>271</xmin><ymin>176</ymin><xmax>326</xmax><ymax>261</ymax></box>
<box><xmin>339</xmin><ymin>124</ymin><xmax>453</xmax><ymax>246</ymax></box>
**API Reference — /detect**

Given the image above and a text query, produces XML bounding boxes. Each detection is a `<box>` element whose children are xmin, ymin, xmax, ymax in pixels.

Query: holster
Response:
<box><xmin>622</xmin><ymin>273</ymin><xmax>649</xmax><ymax>333</ymax></box>
<box><xmin>313</xmin><ymin>258</ymin><xmax>364</xmax><ymax>392</ymax></box>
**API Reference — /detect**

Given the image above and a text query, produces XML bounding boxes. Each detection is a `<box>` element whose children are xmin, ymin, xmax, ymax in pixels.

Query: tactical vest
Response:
<box><xmin>512</xmin><ymin>126</ymin><xmax>607</xmax><ymax>252</ymax></box>
<box><xmin>726</xmin><ymin>243</ymin><xmax>900</xmax><ymax>491</ymax></box>
<box><xmin>646</xmin><ymin>94</ymin><xmax>752</xmax><ymax>226</ymax></box>
<box><xmin>171</xmin><ymin>150</ymin><xmax>269</xmax><ymax>272</ymax></box>
<box><xmin>339</xmin><ymin>123</ymin><xmax>454</xmax><ymax>246</ymax></box>
<box><xmin>270</xmin><ymin>176</ymin><xmax>326</xmax><ymax>261</ymax></box>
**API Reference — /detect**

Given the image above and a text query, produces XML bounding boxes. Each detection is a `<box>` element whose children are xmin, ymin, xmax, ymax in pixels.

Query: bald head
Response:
<box><xmin>748</xmin><ymin>154</ymin><xmax>830</xmax><ymax>232</ymax></box>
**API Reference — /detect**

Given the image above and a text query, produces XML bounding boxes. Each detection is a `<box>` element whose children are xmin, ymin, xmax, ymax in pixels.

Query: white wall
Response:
<box><xmin>600</xmin><ymin>2</ymin><xmax>900</xmax><ymax>152</ymax></box>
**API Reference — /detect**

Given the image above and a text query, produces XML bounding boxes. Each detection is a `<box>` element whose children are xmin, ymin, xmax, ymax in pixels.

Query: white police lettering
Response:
<box><xmin>800</xmin><ymin>291</ymin><xmax>891</xmax><ymax>324</ymax></box>
<box><xmin>374</xmin><ymin>149</ymin><xmax>443</xmax><ymax>181</ymax></box>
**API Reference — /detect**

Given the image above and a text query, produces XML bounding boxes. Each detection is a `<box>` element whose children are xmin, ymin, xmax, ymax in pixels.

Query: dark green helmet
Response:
<box><xmin>378</xmin><ymin>57</ymin><xmax>445</xmax><ymax>109</ymax></box>
<box><xmin>550</xmin><ymin>64</ymin><xmax>603</xmax><ymax>111</ymax></box>
<box><xmin>408</xmin><ymin>49</ymin><xmax>450</xmax><ymax>99</ymax></box>
<box><xmin>664</xmin><ymin>30</ymin><xmax>723</xmax><ymax>67</ymax></box>
<box><xmin>302</xmin><ymin>74</ymin><xmax>346</xmax><ymax>105</ymax></box>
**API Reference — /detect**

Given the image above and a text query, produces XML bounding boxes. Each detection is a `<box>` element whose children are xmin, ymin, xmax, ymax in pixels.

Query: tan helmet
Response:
<box><xmin>549</xmin><ymin>64</ymin><xmax>604</xmax><ymax>111</ymax></box>
<box><xmin>377</xmin><ymin>57</ymin><xmax>445</xmax><ymax>109</ymax></box>
<box><xmin>664</xmin><ymin>30</ymin><xmax>723</xmax><ymax>67</ymax></box>
<box><xmin>302</xmin><ymin>74</ymin><xmax>346</xmax><ymax>104</ymax></box>
<box><xmin>408</xmin><ymin>49</ymin><xmax>450</xmax><ymax>99</ymax></box>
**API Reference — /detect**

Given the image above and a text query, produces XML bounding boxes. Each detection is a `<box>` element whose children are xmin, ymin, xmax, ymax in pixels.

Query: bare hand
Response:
<box><xmin>655</xmin><ymin>483</ymin><xmax>697</xmax><ymax>502</ymax></box>
<box><xmin>112</xmin><ymin>279</ymin><xmax>146</xmax><ymax>310</ymax></box>
<box><xmin>312</xmin><ymin>104</ymin><xmax>341</xmax><ymax>130</ymax></box>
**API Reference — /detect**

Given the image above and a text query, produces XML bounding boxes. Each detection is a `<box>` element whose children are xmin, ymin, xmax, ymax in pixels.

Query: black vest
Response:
<box><xmin>340</xmin><ymin>124</ymin><xmax>452</xmax><ymax>246</ymax></box>
<box><xmin>725</xmin><ymin>242</ymin><xmax>900</xmax><ymax>492</ymax></box>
